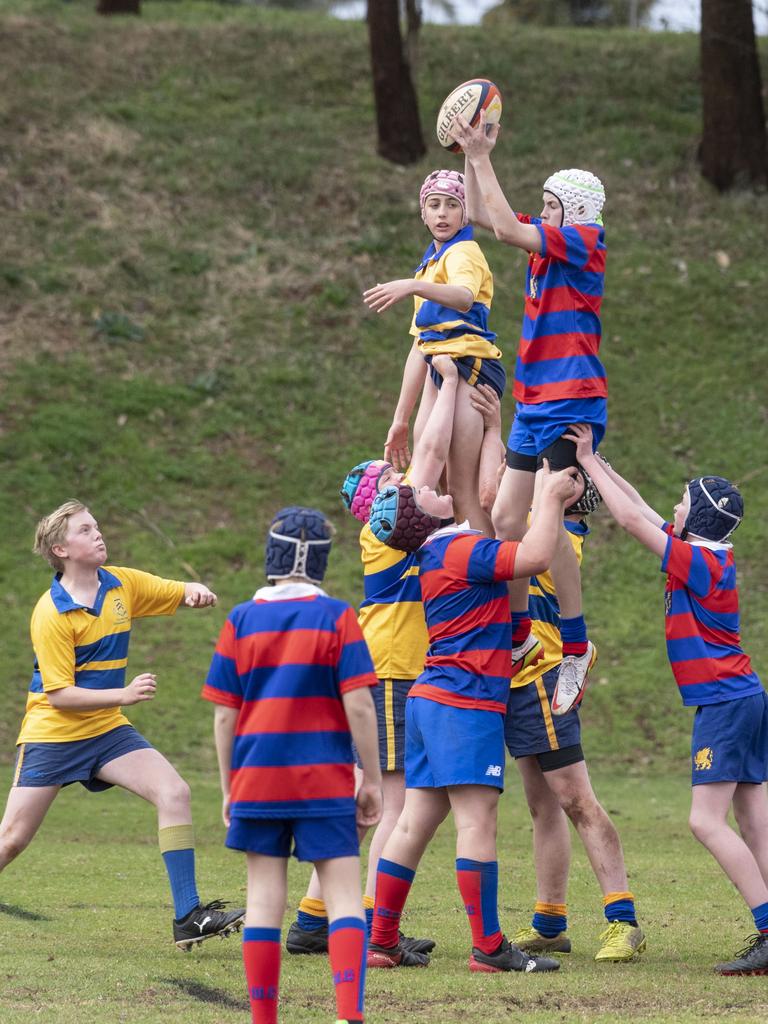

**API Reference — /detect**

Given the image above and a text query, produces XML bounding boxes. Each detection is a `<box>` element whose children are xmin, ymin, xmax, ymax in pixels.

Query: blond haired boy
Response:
<box><xmin>0</xmin><ymin>500</ymin><xmax>244</xmax><ymax>948</ymax></box>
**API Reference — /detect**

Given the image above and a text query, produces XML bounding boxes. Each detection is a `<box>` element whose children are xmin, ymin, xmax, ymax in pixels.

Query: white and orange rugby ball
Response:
<box><xmin>436</xmin><ymin>78</ymin><xmax>502</xmax><ymax>153</ymax></box>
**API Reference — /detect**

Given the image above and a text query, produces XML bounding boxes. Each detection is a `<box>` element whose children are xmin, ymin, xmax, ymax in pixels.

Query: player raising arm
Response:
<box><xmin>567</xmin><ymin>424</ymin><xmax>768</xmax><ymax>976</ymax></box>
<box><xmin>0</xmin><ymin>500</ymin><xmax>244</xmax><ymax>949</ymax></box>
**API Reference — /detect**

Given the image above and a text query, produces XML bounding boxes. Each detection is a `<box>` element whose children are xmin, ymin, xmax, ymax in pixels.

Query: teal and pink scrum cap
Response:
<box><xmin>340</xmin><ymin>460</ymin><xmax>392</xmax><ymax>523</ymax></box>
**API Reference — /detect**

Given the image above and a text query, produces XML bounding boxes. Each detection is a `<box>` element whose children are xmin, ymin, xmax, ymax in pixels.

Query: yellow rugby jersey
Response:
<box><xmin>18</xmin><ymin>566</ymin><xmax>185</xmax><ymax>744</ymax></box>
<box><xmin>357</xmin><ymin>523</ymin><xmax>429</xmax><ymax>681</ymax></box>
<box><xmin>410</xmin><ymin>226</ymin><xmax>503</xmax><ymax>362</ymax></box>
<box><xmin>513</xmin><ymin>521</ymin><xmax>587</xmax><ymax>689</ymax></box>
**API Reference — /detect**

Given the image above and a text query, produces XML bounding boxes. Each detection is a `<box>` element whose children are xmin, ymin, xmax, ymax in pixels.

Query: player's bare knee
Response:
<box><xmin>0</xmin><ymin>824</ymin><xmax>31</xmax><ymax>863</ymax></box>
<box><xmin>158</xmin><ymin>776</ymin><xmax>191</xmax><ymax>814</ymax></box>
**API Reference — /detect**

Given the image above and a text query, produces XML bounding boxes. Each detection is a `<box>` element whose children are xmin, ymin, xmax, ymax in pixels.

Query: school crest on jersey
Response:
<box><xmin>694</xmin><ymin>746</ymin><xmax>714</xmax><ymax>771</ymax></box>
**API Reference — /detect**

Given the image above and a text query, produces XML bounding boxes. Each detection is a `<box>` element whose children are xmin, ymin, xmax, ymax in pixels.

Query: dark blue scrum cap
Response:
<box><xmin>684</xmin><ymin>477</ymin><xmax>743</xmax><ymax>543</ymax></box>
<box><xmin>265</xmin><ymin>506</ymin><xmax>334</xmax><ymax>584</ymax></box>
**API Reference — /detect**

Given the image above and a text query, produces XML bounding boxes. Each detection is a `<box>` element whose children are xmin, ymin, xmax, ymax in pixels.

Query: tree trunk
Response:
<box><xmin>367</xmin><ymin>0</ymin><xmax>426</xmax><ymax>165</ymax></box>
<box><xmin>700</xmin><ymin>0</ymin><xmax>767</xmax><ymax>191</ymax></box>
<box><xmin>97</xmin><ymin>0</ymin><xmax>141</xmax><ymax>13</ymax></box>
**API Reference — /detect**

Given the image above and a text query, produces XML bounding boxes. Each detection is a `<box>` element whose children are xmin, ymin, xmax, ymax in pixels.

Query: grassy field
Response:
<box><xmin>0</xmin><ymin>2</ymin><xmax>767</xmax><ymax>1021</ymax></box>
<box><xmin>2</xmin><ymin>765</ymin><xmax>768</xmax><ymax>1024</ymax></box>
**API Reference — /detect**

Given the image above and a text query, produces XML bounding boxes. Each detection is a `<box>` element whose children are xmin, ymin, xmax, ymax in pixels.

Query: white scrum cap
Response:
<box><xmin>542</xmin><ymin>168</ymin><xmax>606</xmax><ymax>226</ymax></box>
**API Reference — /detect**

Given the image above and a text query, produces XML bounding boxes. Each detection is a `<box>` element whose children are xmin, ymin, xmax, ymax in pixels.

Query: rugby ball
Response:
<box><xmin>436</xmin><ymin>79</ymin><xmax>502</xmax><ymax>153</ymax></box>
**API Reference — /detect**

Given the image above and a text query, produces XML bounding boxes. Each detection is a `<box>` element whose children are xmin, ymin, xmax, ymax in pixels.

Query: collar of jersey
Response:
<box><xmin>415</xmin><ymin>225</ymin><xmax>474</xmax><ymax>273</ymax></box>
<box><xmin>253</xmin><ymin>582</ymin><xmax>327</xmax><ymax>601</ymax></box>
<box><xmin>687</xmin><ymin>535</ymin><xmax>733</xmax><ymax>551</ymax></box>
<box><xmin>425</xmin><ymin>519</ymin><xmax>473</xmax><ymax>543</ymax></box>
<box><xmin>50</xmin><ymin>566</ymin><xmax>122</xmax><ymax>615</ymax></box>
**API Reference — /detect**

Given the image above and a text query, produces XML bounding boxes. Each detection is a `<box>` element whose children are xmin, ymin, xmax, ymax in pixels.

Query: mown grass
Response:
<box><xmin>0</xmin><ymin>5</ymin><xmax>767</xmax><ymax>1020</ymax></box>
<box><xmin>1</xmin><ymin>765</ymin><xmax>768</xmax><ymax>1024</ymax></box>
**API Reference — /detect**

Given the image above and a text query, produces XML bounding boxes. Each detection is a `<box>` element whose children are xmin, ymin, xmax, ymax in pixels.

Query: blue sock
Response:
<box><xmin>532</xmin><ymin>902</ymin><xmax>567</xmax><ymax>937</ymax></box>
<box><xmin>604</xmin><ymin>893</ymin><xmax>637</xmax><ymax>927</ymax></box>
<box><xmin>751</xmin><ymin>900</ymin><xmax>768</xmax><ymax>933</ymax></box>
<box><xmin>162</xmin><ymin>848</ymin><xmax>200</xmax><ymax>920</ymax></box>
<box><xmin>297</xmin><ymin>896</ymin><xmax>328</xmax><ymax>931</ymax></box>
<box><xmin>561</xmin><ymin>615</ymin><xmax>588</xmax><ymax>657</ymax></box>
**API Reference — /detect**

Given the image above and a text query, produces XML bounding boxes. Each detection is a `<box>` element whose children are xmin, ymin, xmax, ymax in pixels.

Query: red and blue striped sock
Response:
<box><xmin>511</xmin><ymin>611</ymin><xmax>532</xmax><ymax>646</ymax></box>
<box><xmin>750</xmin><ymin>900</ymin><xmax>768</xmax><ymax>934</ymax></box>
<box><xmin>371</xmin><ymin>858</ymin><xmax>415</xmax><ymax>948</ymax></box>
<box><xmin>242</xmin><ymin>927</ymin><xmax>280</xmax><ymax>1024</ymax></box>
<box><xmin>329</xmin><ymin>916</ymin><xmax>367</xmax><ymax>1022</ymax></box>
<box><xmin>604</xmin><ymin>891</ymin><xmax>637</xmax><ymax>927</ymax></box>
<box><xmin>456</xmin><ymin>858</ymin><xmax>502</xmax><ymax>955</ymax></box>
<box><xmin>561</xmin><ymin>615</ymin><xmax>588</xmax><ymax>659</ymax></box>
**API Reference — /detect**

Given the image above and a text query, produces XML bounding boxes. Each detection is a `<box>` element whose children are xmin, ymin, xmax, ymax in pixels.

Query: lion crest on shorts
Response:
<box><xmin>694</xmin><ymin>746</ymin><xmax>714</xmax><ymax>771</ymax></box>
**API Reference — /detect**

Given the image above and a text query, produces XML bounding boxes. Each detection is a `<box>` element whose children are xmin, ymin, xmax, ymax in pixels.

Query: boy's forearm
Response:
<box><xmin>587</xmin><ymin>454</ymin><xmax>663</xmax><ymax>526</ymax></box>
<box><xmin>464</xmin><ymin>157</ymin><xmax>493</xmax><ymax>231</ymax></box>
<box><xmin>411</xmin><ymin>375</ymin><xmax>458</xmax><ymax>488</ymax></box>
<box><xmin>46</xmin><ymin>685</ymin><xmax>126</xmax><ymax>710</ymax></box>
<box><xmin>213</xmin><ymin>706</ymin><xmax>238</xmax><ymax>798</ymax></box>
<box><xmin>413</xmin><ymin>281</ymin><xmax>473</xmax><ymax>313</ymax></box>
<box><xmin>343</xmin><ymin>690</ymin><xmax>383</xmax><ymax>786</ymax></box>
<box><xmin>581</xmin><ymin>454</ymin><xmax>664</xmax><ymax>548</ymax></box>
<box><xmin>392</xmin><ymin>342</ymin><xmax>428</xmax><ymax>426</ymax></box>
<box><xmin>467</xmin><ymin>155</ymin><xmax>538</xmax><ymax>250</ymax></box>
<box><xmin>516</xmin><ymin>497</ymin><xmax>562</xmax><ymax>576</ymax></box>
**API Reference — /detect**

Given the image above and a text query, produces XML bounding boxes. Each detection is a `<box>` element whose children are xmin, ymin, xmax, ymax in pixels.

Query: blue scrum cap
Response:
<box><xmin>368</xmin><ymin>484</ymin><xmax>444</xmax><ymax>553</ymax></box>
<box><xmin>265</xmin><ymin>506</ymin><xmax>334</xmax><ymax>584</ymax></box>
<box><xmin>683</xmin><ymin>477</ymin><xmax>743</xmax><ymax>543</ymax></box>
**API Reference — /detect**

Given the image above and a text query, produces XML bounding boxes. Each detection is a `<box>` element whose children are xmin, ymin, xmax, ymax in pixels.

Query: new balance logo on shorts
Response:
<box><xmin>485</xmin><ymin>764</ymin><xmax>502</xmax><ymax>777</ymax></box>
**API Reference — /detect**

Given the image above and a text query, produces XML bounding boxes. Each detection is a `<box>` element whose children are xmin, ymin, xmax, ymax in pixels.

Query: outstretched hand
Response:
<box><xmin>448</xmin><ymin>110</ymin><xmax>499</xmax><ymax>159</ymax></box>
<box><xmin>384</xmin><ymin>421</ymin><xmax>411</xmax><ymax>471</ymax></box>
<box><xmin>563</xmin><ymin>423</ymin><xmax>594</xmax><ymax>464</ymax></box>
<box><xmin>363</xmin><ymin>279</ymin><xmax>415</xmax><ymax>314</ymax></box>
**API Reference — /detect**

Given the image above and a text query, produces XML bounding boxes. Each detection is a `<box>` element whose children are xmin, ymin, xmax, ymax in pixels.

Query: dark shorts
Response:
<box><xmin>13</xmin><ymin>725</ymin><xmax>153</xmax><ymax>792</ymax></box>
<box><xmin>505</xmin><ymin>669</ymin><xmax>584</xmax><ymax>771</ymax></box>
<box><xmin>405</xmin><ymin>696</ymin><xmax>506</xmax><ymax>790</ymax></box>
<box><xmin>355</xmin><ymin>678</ymin><xmax>412</xmax><ymax>773</ymax></box>
<box><xmin>506</xmin><ymin>397</ymin><xmax>607</xmax><ymax>469</ymax></box>
<box><xmin>427</xmin><ymin>354</ymin><xmax>506</xmax><ymax>399</ymax></box>
<box><xmin>225</xmin><ymin>813</ymin><xmax>359</xmax><ymax>861</ymax></box>
<box><xmin>691</xmin><ymin>690</ymin><xmax>768</xmax><ymax>785</ymax></box>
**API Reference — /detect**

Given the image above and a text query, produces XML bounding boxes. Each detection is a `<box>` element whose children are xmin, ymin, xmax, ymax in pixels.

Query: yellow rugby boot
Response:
<box><xmin>513</xmin><ymin>925</ymin><xmax>572</xmax><ymax>954</ymax></box>
<box><xmin>594</xmin><ymin>921</ymin><xmax>646</xmax><ymax>962</ymax></box>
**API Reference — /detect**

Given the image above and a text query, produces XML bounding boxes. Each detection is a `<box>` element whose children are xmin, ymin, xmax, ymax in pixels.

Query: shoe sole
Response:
<box><xmin>175</xmin><ymin>917</ymin><xmax>244</xmax><ymax>951</ymax></box>
<box><xmin>551</xmin><ymin>648</ymin><xmax>597</xmax><ymax>716</ymax></box>
<box><xmin>511</xmin><ymin>644</ymin><xmax>544</xmax><ymax>680</ymax></box>
<box><xmin>716</xmin><ymin>966</ymin><xmax>768</xmax><ymax>975</ymax></box>
<box><xmin>595</xmin><ymin>937</ymin><xmax>647</xmax><ymax>962</ymax></box>
<box><xmin>518</xmin><ymin>942</ymin><xmax>572</xmax><ymax>954</ymax></box>
<box><xmin>286</xmin><ymin>941</ymin><xmax>328</xmax><ymax>954</ymax></box>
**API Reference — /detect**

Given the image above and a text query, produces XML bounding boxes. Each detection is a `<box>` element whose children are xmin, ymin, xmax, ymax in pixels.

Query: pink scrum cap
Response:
<box><xmin>340</xmin><ymin>460</ymin><xmax>392</xmax><ymax>523</ymax></box>
<box><xmin>419</xmin><ymin>169</ymin><xmax>467</xmax><ymax>226</ymax></box>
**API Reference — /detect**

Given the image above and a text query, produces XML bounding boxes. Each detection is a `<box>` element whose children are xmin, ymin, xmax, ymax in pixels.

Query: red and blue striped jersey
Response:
<box><xmin>661</xmin><ymin>527</ymin><xmax>763</xmax><ymax>706</ymax></box>
<box><xmin>410</xmin><ymin>528</ymin><xmax>520</xmax><ymax>713</ymax></box>
<box><xmin>514</xmin><ymin>215</ymin><xmax>606</xmax><ymax>405</ymax></box>
<box><xmin>202</xmin><ymin>583</ymin><xmax>377</xmax><ymax>819</ymax></box>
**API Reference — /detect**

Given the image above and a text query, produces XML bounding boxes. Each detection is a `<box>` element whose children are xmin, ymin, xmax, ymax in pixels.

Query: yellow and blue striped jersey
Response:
<box><xmin>513</xmin><ymin>521</ymin><xmax>587</xmax><ymax>689</ymax></box>
<box><xmin>18</xmin><ymin>566</ymin><xmax>184</xmax><ymax>744</ymax></box>
<box><xmin>357</xmin><ymin>523</ymin><xmax>429</xmax><ymax>681</ymax></box>
<box><xmin>410</xmin><ymin>226</ymin><xmax>503</xmax><ymax>362</ymax></box>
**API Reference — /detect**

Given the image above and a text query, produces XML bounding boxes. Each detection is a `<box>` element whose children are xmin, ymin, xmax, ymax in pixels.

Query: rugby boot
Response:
<box><xmin>399</xmin><ymin>929</ymin><xmax>436</xmax><ymax>954</ymax></box>
<box><xmin>469</xmin><ymin>935</ymin><xmax>560</xmax><ymax>973</ymax></box>
<box><xmin>551</xmin><ymin>641</ymin><xmax>596</xmax><ymax>716</ymax></box>
<box><xmin>715</xmin><ymin>933</ymin><xmax>768</xmax><ymax>975</ymax></box>
<box><xmin>594</xmin><ymin>921</ymin><xmax>646</xmax><ymax>962</ymax></box>
<box><xmin>286</xmin><ymin>919</ymin><xmax>329</xmax><ymax>954</ymax></box>
<box><xmin>513</xmin><ymin>924</ymin><xmax>572</xmax><ymax>954</ymax></box>
<box><xmin>511</xmin><ymin>632</ymin><xmax>544</xmax><ymax>679</ymax></box>
<box><xmin>367</xmin><ymin>941</ymin><xmax>430</xmax><ymax>968</ymax></box>
<box><xmin>173</xmin><ymin>899</ymin><xmax>245</xmax><ymax>950</ymax></box>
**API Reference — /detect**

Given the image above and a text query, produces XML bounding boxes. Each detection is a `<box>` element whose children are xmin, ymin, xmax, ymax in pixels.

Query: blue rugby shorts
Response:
<box><xmin>505</xmin><ymin>668</ymin><xmax>584</xmax><ymax>771</ymax></box>
<box><xmin>354</xmin><ymin>678</ymin><xmax>412</xmax><ymax>773</ymax></box>
<box><xmin>427</xmin><ymin>354</ymin><xmax>506</xmax><ymax>400</ymax></box>
<box><xmin>507</xmin><ymin>396</ymin><xmax>607</xmax><ymax>461</ymax></box>
<box><xmin>13</xmin><ymin>724</ymin><xmax>153</xmax><ymax>792</ymax></box>
<box><xmin>226</xmin><ymin>813</ymin><xmax>359</xmax><ymax>862</ymax></box>
<box><xmin>691</xmin><ymin>690</ymin><xmax>768</xmax><ymax>785</ymax></box>
<box><xmin>405</xmin><ymin>695</ymin><xmax>506</xmax><ymax>790</ymax></box>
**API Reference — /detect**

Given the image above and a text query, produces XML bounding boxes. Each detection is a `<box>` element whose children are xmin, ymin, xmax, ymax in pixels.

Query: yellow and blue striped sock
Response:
<box><xmin>297</xmin><ymin>896</ymin><xmax>328</xmax><ymax>932</ymax></box>
<box><xmin>159</xmin><ymin>824</ymin><xmax>199</xmax><ymax>920</ymax></box>
<box><xmin>532</xmin><ymin>901</ymin><xmax>567</xmax><ymax>937</ymax></box>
